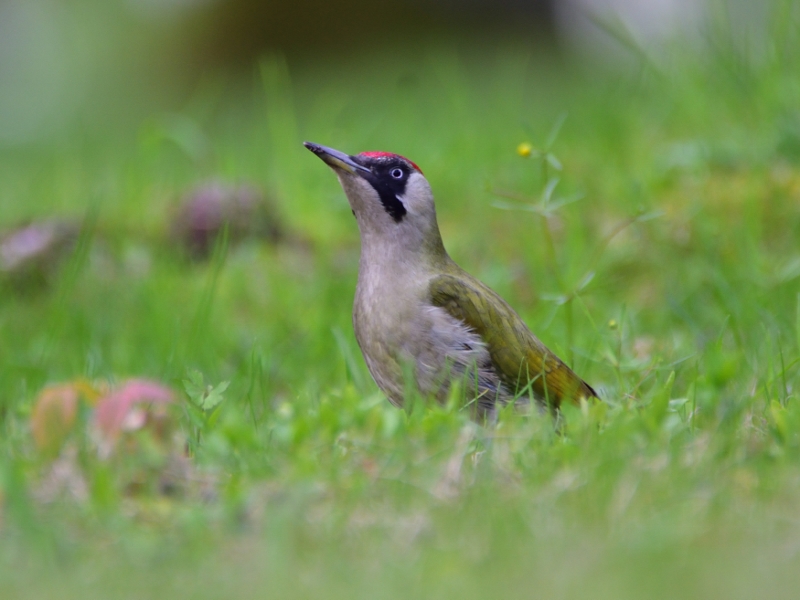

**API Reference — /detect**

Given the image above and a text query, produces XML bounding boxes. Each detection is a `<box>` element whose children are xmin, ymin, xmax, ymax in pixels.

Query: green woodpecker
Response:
<box><xmin>304</xmin><ymin>142</ymin><xmax>597</xmax><ymax>419</ymax></box>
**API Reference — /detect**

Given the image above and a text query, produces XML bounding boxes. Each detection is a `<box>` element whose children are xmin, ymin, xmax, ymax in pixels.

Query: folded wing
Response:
<box><xmin>429</xmin><ymin>273</ymin><xmax>597</xmax><ymax>408</ymax></box>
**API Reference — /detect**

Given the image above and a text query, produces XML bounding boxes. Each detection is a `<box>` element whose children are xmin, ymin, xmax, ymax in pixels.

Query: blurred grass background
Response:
<box><xmin>2</xmin><ymin>0</ymin><xmax>800</xmax><ymax>598</ymax></box>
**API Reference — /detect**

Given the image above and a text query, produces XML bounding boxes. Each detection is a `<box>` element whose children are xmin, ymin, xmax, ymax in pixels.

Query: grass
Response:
<box><xmin>2</xmin><ymin>7</ymin><xmax>800</xmax><ymax>598</ymax></box>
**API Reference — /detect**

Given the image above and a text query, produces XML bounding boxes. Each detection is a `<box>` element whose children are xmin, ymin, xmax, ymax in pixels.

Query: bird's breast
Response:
<box><xmin>352</xmin><ymin>273</ymin><xmax>426</xmax><ymax>405</ymax></box>
<box><xmin>352</xmin><ymin>267</ymin><xmax>505</xmax><ymax>410</ymax></box>
<box><xmin>353</xmin><ymin>271</ymin><xmax>423</xmax><ymax>357</ymax></box>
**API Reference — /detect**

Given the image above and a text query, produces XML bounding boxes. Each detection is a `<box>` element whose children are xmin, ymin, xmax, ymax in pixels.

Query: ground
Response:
<box><xmin>1</xmin><ymin>20</ymin><xmax>800</xmax><ymax>600</ymax></box>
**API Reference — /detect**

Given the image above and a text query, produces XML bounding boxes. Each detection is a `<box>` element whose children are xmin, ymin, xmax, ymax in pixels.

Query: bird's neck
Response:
<box><xmin>360</xmin><ymin>226</ymin><xmax>449</xmax><ymax>270</ymax></box>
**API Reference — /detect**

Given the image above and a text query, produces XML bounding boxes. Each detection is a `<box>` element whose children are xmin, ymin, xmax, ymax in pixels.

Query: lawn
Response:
<box><xmin>2</xmin><ymin>11</ymin><xmax>800</xmax><ymax>599</ymax></box>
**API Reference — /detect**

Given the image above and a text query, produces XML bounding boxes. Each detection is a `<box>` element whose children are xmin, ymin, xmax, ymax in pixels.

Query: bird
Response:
<box><xmin>304</xmin><ymin>141</ymin><xmax>597</xmax><ymax>420</ymax></box>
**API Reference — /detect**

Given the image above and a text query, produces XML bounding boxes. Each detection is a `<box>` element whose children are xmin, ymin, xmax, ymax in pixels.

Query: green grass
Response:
<box><xmin>2</xmin><ymin>10</ymin><xmax>800</xmax><ymax>598</ymax></box>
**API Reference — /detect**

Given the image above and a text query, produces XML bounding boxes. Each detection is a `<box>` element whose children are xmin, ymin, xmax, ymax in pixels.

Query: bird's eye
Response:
<box><xmin>390</xmin><ymin>168</ymin><xmax>404</xmax><ymax>179</ymax></box>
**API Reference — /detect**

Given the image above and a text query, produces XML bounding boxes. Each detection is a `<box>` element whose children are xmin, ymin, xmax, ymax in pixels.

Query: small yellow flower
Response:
<box><xmin>517</xmin><ymin>142</ymin><xmax>533</xmax><ymax>158</ymax></box>
<box><xmin>608</xmin><ymin>319</ymin><xmax>618</xmax><ymax>330</ymax></box>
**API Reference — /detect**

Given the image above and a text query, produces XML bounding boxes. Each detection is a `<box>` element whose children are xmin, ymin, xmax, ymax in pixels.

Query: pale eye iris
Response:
<box><xmin>391</xmin><ymin>168</ymin><xmax>403</xmax><ymax>179</ymax></box>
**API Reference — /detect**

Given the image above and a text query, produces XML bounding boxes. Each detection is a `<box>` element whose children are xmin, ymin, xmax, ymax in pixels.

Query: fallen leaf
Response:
<box><xmin>93</xmin><ymin>379</ymin><xmax>175</xmax><ymax>457</ymax></box>
<box><xmin>31</xmin><ymin>384</ymin><xmax>80</xmax><ymax>456</ymax></box>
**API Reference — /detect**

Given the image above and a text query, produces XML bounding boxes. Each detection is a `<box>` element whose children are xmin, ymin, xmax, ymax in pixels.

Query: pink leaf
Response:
<box><xmin>94</xmin><ymin>379</ymin><xmax>174</xmax><ymax>443</ymax></box>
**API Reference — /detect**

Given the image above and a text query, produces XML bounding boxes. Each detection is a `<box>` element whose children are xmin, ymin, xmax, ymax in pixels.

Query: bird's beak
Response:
<box><xmin>304</xmin><ymin>142</ymin><xmax>371</xmax><ymax>176</ymax></box>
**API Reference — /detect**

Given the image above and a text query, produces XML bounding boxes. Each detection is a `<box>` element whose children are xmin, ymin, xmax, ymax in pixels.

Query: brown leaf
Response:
<box><xmin>31</xmin><ymin>384</ymin><xmax>80</xmax><ymax>456</ymax></box>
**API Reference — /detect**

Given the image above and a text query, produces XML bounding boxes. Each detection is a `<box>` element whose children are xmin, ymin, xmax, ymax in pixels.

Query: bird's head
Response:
<box><xmin>305</xmin><ymin>142</ymin><xmax>445</xmax><ymax>259</ymax></box>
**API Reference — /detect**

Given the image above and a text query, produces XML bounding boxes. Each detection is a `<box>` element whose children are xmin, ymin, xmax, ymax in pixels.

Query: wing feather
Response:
<box><xmin>429</xmin><ymin>273</ymin><xmax>597</xmax><ymax>407</ymax></box>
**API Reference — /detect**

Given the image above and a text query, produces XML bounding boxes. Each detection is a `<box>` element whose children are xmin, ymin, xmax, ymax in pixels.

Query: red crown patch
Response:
<box><xmin>359</xmin><ymin>151</ymin><xmax>423</xmax><ymax>174</ymax></box>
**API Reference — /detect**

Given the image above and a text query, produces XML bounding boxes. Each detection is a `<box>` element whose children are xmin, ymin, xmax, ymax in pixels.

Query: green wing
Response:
<box><xmin>429</xmin><ymin>273</ymin><xmax>597</xmax><ymax>408</ymax></box>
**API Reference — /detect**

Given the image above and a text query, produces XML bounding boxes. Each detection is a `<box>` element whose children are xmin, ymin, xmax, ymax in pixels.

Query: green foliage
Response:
<box><xmin>2</xmin><ymin>4</ymin><xmax>800</xmax><ymax>597</ymax></box>
<box><xmin>184</xmin><ymin>371</ymin><xmax>229</xmax><ymax>412</ymax></box>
